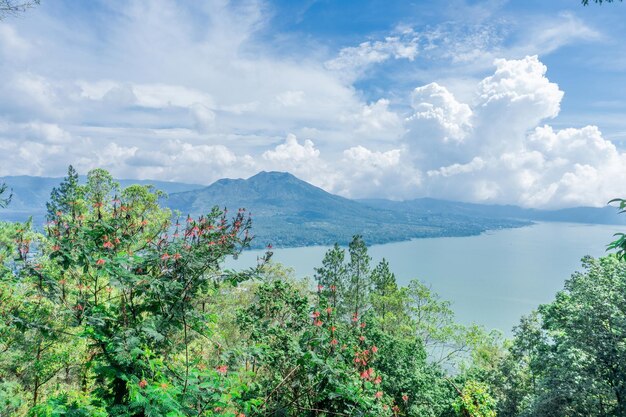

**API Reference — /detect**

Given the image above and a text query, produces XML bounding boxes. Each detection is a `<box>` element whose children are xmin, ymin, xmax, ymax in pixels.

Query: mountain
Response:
<box><xmin>1</xmin><ymin>171</ymin><xmax>623</xmax><ymax>249</ymax></box>
<box><xmin>165</xmin><ymin>171</ymin><xmax>529</xmax><ymax>248</ymax></box>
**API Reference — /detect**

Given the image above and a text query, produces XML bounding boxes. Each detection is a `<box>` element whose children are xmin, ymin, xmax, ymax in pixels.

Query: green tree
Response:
<box><xmin>314</xmin><ymin>243</ymin><xmax>347</xmax><ymax>313</ymax></box>
<box><xmin>347</xmin><ymin>235</ymin><xmax>372</xmax><ymax>321</ymax></box>
<box><xmin>0</xmin><ymin>0</ymin><xmax>40</xmax><ymax>20</ymax></box>
<box><xmin>46</xmin><ymin>166</ymin><xmax>84</xmax><ymax>221</ymax></box>
<box><xmin>582</xmin><ymin>0</ymin><xmax>622</xmax><ymax>4</ymax></box>
<box><xmin>2</xmin><ymin>168</ymin><xmax>262</xmax><ymax>416</ymax></box>
<box><xmin>0</xmin><ymin>182</ymin><xmax>11</xmax><ymax>208</ymax></box>
<box><xmin>496</xmin><ymin>256</ymin><xmax>626</xmax><ymax>417</ymax></box>
<box><xmin>608</xmin><ymin>198</ymin><xmax>626</xmax><ymax>261</ymax></box>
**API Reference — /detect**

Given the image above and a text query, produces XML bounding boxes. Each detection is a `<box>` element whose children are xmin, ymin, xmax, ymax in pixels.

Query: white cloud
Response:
<box><xmin>413</xmin><ymin>56</ymin><xmax>626</xmax><ymax>208</ymax></box>
<box><xmin>340</xmin><ymin>99</ymin><xmax>404</xmax><ymax>141</ymax></box>
<box><xmin>262</xmin><ymin>134</ymin><xmax>320</xmax><ymax>162</ymax></box>
<box><xmin>275</xmin><ymin>90</ymin><xmax>305</xmax><ymax>107</ymax></box>
<box><xmin>427</xmin><ymin>157</ymin><xmax>485</xmax><ymax>178</ymax></box>
<box><xmin>325</xmin><ymin>29</ymin><xmax>419</xmax><ymax>78</ymax></box>
<box><xmin>0</xmin><ymin>1</ymin><xmax>622</xmax><ymax>209</ymax></box>
<box><xmin>407</xmin><ymin>82</ymin><xmax>473</xmax><ymax>143</ymax></box>
<box><xmin>337</xmin><ymin>146</ymin><xmax>421</xmax><ymax>199</ymax></box>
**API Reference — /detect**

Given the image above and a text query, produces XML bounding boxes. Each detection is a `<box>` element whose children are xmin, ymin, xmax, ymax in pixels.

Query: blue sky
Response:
<box><xmin>0</xmin><ymin>0</ymin><xmax>625</xmax><ymax>207</ymax></box>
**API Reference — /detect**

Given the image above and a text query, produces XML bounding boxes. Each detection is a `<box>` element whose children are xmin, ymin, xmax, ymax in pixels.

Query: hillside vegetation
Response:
<box><xmin>1</xmin><ymin>167</ymin><xmax>625</xmax><ymax>417</ymax></box>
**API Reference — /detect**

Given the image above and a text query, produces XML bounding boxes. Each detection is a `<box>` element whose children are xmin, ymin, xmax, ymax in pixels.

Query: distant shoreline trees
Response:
<box><xmin>0</xmin><ymin>0</ymin><xmax>40</xmax><ymax>20</ymax></box>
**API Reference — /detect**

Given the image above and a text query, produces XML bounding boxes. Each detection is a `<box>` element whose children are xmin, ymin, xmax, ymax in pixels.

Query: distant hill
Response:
<box><xmin>359</xmin><ymin>198</ymin><xmax>626</xmax><ymax>226</ymax></box>
<box><xmin>165</xmin><ymin>171</ymin><xmax>529</xmax><ymax>248</ymax></box>
<box><xmin>1</xmin><ymin>171</ymin><xmax>623</xmax><ymax>248</ymax></box>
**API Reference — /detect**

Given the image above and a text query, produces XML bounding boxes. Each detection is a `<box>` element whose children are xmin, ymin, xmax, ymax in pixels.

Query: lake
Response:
<box><xmin>226</xmin><ymin>222</ymin><xmax>621</xmax><ymax>334</ymax></box>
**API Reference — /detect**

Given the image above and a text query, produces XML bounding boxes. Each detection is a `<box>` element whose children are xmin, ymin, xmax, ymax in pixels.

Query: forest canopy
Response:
<box><xmin>0</xmin><ymin>167</ymin><xmax>624</xmax><ymax>417</ymax></box>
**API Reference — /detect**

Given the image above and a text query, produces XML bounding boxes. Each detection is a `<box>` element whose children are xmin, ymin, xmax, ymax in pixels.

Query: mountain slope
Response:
<box><xmin>166</xmin><ymin>171</ymin><xmax>529</xmax><ymax>247</ymax></box>
<box><xmin>2</xmin><ymin>171</ymin><xmax>622</xmax><ymax>249</ymax></box>
<box><xmin>359</xmin><ymin>198</ymin><xmax>626</xmax><ymax>226</ymax></box>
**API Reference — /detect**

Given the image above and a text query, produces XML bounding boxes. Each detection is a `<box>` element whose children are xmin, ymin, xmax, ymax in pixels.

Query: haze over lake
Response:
<box><xmin>228</xmin><ymin>222</ymin><xmax>620</xmax><ymax>333</ymax></box>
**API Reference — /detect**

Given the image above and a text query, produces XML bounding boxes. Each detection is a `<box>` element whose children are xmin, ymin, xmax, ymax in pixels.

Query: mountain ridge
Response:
<box><xmin>1</xmin><ymin>171</ymin><xmax>624</xmax><ymax>248</ymax></box>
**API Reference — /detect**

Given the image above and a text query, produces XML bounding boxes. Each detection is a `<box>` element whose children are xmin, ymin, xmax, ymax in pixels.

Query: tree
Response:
<box><xmin>347</xmin><ymin>235</ymin><xmax>372</xmax><ymax>321</ymax></box>
<box><xmin>46</xmin><ymin>165</ymin><xmax>83</xmax><ymax>221</ymax></box>
<box><xmin>0</xmin><ymin>0</ymin><xmax>40</xmax><ymax>20</ymax></box>
<box><xmin>0</xmin><ymin>182</ymin><xmax>11</xmax><ymax>208</ymax></box>
<box><xmin>496</xmin><ymin>256</ymin><xmax>626</xmax><ymax>417</ymax></box>
<box><xmin>1</xmin><ymin>168</ymin><xmax>262</xmax><ymax>416</ymax></box>
<box><xmin>608</xmin><ymin>198</ymin><xmax>626</xmax><ymax>261</ymax></box>
<box><xmin>582</xmin><ymin>0</ymin><xmax>622</xmax><ymax>4</ymax></box>
<box><xmin>314</xmin><ymin>243</ymin><xmax>347</xmax><ymax>313</ymax></box>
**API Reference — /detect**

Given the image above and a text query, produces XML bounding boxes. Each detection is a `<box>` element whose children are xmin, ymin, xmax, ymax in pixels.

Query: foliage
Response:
<box><xmin>0</xmin><ymin>182</ymin><xmax>11</xmax><ymax>208</ymax></box>
<box><xmin>492</xmin><ymin>255</ymin><xmax>626</xmax><ymax>416</ymax></box>
<box><xmin>452</xmin><ymin>381</ymin><xmax>497</xmax><ymax>417</ymax></box>
<box><xmin>608</xmin><ymin>198</ymin><xmax>626</xmax><ymax>260</ymax></box>
<box><xmin>0</xmin><ymin>166</ymin><xmax>507</xmax><ymax>416</ymax></box>
<box><xmin>0</xmin><ymin>0</ymin><xmax>39</xmax><ymax>20</ymax></box>
<box><xmin>582</xmin><ymin>0</ymin><xmax>622</xmax><ymax>4</ymax></box>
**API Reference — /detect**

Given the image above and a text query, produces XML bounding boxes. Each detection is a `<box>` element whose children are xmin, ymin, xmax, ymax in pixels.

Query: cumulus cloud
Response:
<box><xmin>407</xmin><ymin>83</ymin><xmax>473</xmax><ymax>143</ymax></box>
<box><xmin>412</xmin><ymin>56</ymin><xmax>626</xmax><ymax>208</ymax></box>
<box><xmin>337</xmin><ymin>146</ymin><xmax>421</xmax><ymax>199</ymax></box>
<box><xmin>340</xmin><ymin>99</ymin><xmax>405</xmax><ymax>142</ymax></box>
<box><xmin>0</xmin><ymin>1</ymin><xmax>622</xmax><ymax>208</ymax></box>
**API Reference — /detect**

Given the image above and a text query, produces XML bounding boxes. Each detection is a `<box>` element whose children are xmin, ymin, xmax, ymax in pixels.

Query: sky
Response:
<box><xmin>1</xmin><ymin>0</ymin><xmax>626</xmax><ymax>208</ymax></box>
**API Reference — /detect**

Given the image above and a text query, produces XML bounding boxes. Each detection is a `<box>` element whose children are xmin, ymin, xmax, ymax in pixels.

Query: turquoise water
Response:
<box><xmin>226</xmin><ymin>222</ymin><xmax>620</xmax><ymax>334</ymax></box>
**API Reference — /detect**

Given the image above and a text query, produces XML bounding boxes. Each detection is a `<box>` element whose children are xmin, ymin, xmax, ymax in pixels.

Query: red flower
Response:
<box><xmin>95</xmin><ymin>259</ymin><xmax>106</xmax><ymax>266</ymax></box>
<box><xmin>216</xmin><ymin>365</ymin><xmax>228</xmax><ymax>375</ymax></box>
<box><xmin>314</xmin><ymin>320</ymin><xmax>323</xmax><ymax>327</ymax></box>
<box><xmin>52</xmin><ymin>245</ymin><xmax>60</xmax><ymax>251</ymax></box>
<box><xmin>103</xmin><ymin>241</ymin><xmax>114</xmax><ymax>249</ymax></box>
<box><xmin>359</xmin><ymin>335</ymin><xmax>365</xmax><ymax>342</ymax></box>
<box><xmin>402</xmin><ymin>394</ymin><xmax>409</xmax><ymax>402</ymax></box>
<box><xmin>139</xmin><ymin>379</ymin><xmax>148</xmax><ymax>389</ymax></box>
<box><xmin>360</xmin><ymin>322</ymin><xmax>366</xmax><ymax>329</ymax></box>
<box><xmin>317</xmin><ymin>284</ymin><xmax>324</xmax><ymax>291</ymax></box>
<box><xmin>330</xmin><ymin>339</ymin><xmax>338</xmax><ymax>346</ymax></box>
<box><xmin>330</xmin><ymin>285</ymin><xmax>336</xmax><ymax>292</ymax></box>
<box><xmin>372</xmin><ymin>345</ymin><xmax>378</xmax><ymax>353</ymax></box>
<box><xmin>161</xmin><ymin>253</ymin><xmax>170</xmax><ymax>260</ymax></box>
<box><xmin>325</xmin><ymin>307</ymin><xmax>332</xmax><ymax>314</ymax></box>
<box><xmin>374</xmin><ymin>376</ymin><xmax>382</xmax><ymax>384</ymax></box>
<box><xmin>173</xmin><ymin>253</ymin><xmax>182</xmax><ymax>260</ymax></box>
<box><xmin>375</xmin><ymin>391</ymin><xmax>383</xmax><ymax>399</ymax></box>
<box><xmin>312</xmin><ymin>311</ymin><xmax>320</xmax><ymax>318</ymax></box>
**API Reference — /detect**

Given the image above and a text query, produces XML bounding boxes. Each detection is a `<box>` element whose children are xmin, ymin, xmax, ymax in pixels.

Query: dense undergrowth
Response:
<box><xmin>1</xmin><ymin>167</ymin><xmax>625</xmax><ymax>417</ymax></box>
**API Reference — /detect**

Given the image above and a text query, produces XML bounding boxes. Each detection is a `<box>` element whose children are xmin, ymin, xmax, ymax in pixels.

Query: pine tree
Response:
<box><xmin>314</xmin><ymin>243</ymin><xmax>347</xmax><ymax>312</ymax></box>
<box><xmin>46</xmin><ymin>165</ymin><xmax>84</xmax><ymax>221</ymax></box>
<box><xmin>347</xmin><ymin>235</ymin><xmax>371</xmax><ymax>321</ymax></box>
<box><xmin>0</xmin><ymin>181</ymin><xmax>11</xmax><ymax>208</ymax></box>
<box><xmin>371</xmin><ymin>259</ymin><xmax>398</xmax><ymax>319</ymax></box>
